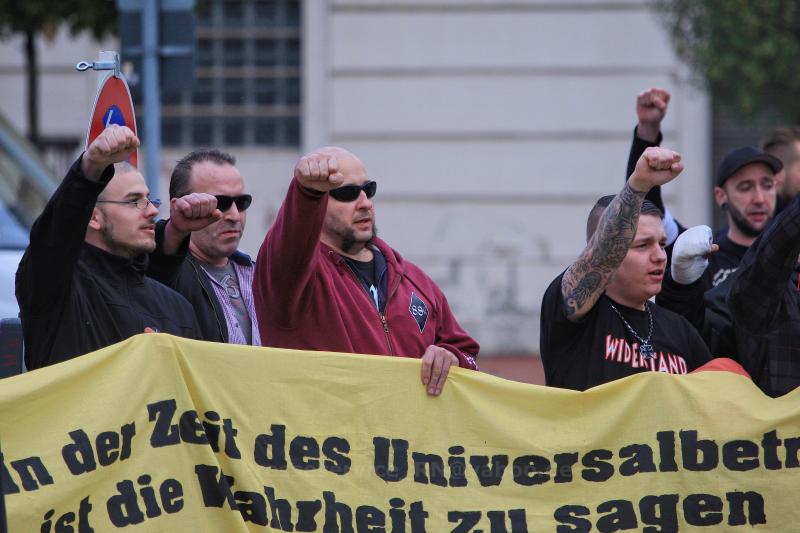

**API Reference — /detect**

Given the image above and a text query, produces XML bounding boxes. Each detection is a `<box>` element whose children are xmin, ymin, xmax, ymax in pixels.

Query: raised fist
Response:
<box><xmin>636</xmin><ymin>88</ymin><xmax>670</xmax><ymax>141</ymax></box>
<box><xmin>630</xmin><ymin>147</ymin><xmax>683</xmax><ymax>192</ymax></box>
<box><xmin>169</xmin><ymin>193</ymin><xmax>223</xmax><ymax>234</ymax></box>
<box><xmin>81</xmin><ymin>125</ymin><xmax>140</xmax><ymax>179</ymax></box>
<box><xmin>637</xmin><ymin>88</ymin><xmax>670</xmax><ymax>125</ymax></box>
<box><xmin>294</xmin><ymin>151</ymin><xmax>344</xmax><ymax>192</ymax></box>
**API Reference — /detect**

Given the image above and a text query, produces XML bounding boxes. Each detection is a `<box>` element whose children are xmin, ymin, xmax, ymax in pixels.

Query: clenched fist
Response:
<box><xmin>294</xmin><ymin>151</ymin><xmax>344</xmax><ymax>192</ymax></box>
<box><xmin>629</xmin><ymin>147</ymin><xmax>683</xmax><ymax>193</ymax></box>
<box><xmin>169</xmin><ymin>193</ymin><xmax>223</xmax><ymax>234</ymax></box>
<box><xmin>81</xmin><ymin>125</ymin><xmax>140</xmax><ymax>180</ymax></box>
<box><xmin>636</xmin><ymin>88</ymin><xmax>670</xmax><ymax>142</ymax></box>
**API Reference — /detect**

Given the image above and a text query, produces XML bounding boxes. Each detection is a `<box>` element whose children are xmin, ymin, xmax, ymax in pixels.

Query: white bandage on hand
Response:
<box><xmin>671</xmin><ymin>225</ymin><xmax>713</xmax><ymax>285</ymax></box>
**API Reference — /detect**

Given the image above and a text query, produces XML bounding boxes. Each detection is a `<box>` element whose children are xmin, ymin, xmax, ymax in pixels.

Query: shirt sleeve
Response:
<box><xmin>433</xmin><ymin>290</ymin><xmax>480</xmax><ymax>370</ymax></box>
<box><xmin>539</xmin><ymin>272</ymin><xmax>587</xmax><ymax>367</ymax></box>
<box><xmin>253</xmin><ymin>178</ymin><xmax>328</xmax><ymax>329</ymax></box>
<box><xmin>625</xmin><ymin>127</ymin><xmax>685</xmax><ymax>245</ymax></box>
<box><xmin>626</xmin><ymin>126</ymin><xmax>664</xmax><ymax>211</ymax></box>
<box><xmin>147</xmin><ymin>219</ymin><xmax>190</xmax><ymax>287</ymax></box>
<box><xmin>15</xmin><ymin>156</ymin><xmax>113</xmax><ymax>317</ymax></box>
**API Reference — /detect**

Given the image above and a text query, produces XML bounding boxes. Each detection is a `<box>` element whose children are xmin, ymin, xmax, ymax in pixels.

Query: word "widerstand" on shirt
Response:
<box><xmin>605</xmin><ymin>335</ymin><xmax>689</xmax><ymax>374</ymax></box>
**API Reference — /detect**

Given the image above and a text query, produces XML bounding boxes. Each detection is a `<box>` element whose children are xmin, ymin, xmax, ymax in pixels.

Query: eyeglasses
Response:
<box><xmin>328</xmin><ymin>181</ymin><xmax>377</xmax><ymax>202</ymax></box>
<box><xmin>214</xmin><ymin>194</ymin><xmax>252</xmax><ymax>212</ymax></box>
<box><xmin>96</xmin><ymin>198</ymin><xmax>162</xmax><ymax>209</ymax></box>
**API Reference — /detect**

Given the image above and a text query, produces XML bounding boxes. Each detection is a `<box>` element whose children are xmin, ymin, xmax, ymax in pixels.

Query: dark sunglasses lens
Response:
<box><xmin>329</xmin><ymin>185</ymin><xmax>361</xmax><ymax>202</ymax></box>
<box><xmin>215</xmin><ymin>196</ymin><xmax>234</xmax><ymax>211</ymax></box>
<box><xmin>214</xmin><ymin>195</ymin><xmax>251</xmax><ymax>211</ymax></box>
<box><xmin>235</xmin><ymin>195</ymin><xmax>252</xmax><ymax>211</ymax></box>
<box><xmin>329</xmin><ymin>182</ymin><xmax>377</xmax><ymax>202</ymax></box>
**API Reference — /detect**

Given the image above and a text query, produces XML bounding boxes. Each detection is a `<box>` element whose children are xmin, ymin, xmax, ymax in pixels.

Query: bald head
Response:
<box><xmin>98</xmin><ymin>163</ymin><xmax>145</xmax><ymax>203</ymax></box>
<box><xmin>314</xmin><ymin>146</ymin><xmax>368</xmax><ymax>187</ymax></box>
<box><xmin>316</xmin><ymin>146</ymin><xmax>366</xmax><ymax>171</ymax></box>
<box><xmin>113</xmin><ymin>161</ymin><xmax>138</xmax><ymax>176</ymax></box>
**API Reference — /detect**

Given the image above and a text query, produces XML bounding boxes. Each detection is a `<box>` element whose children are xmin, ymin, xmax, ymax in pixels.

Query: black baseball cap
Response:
<box><xmin>715</xmin><ymin>146</ymin><xmax>783</xmax><ymax>187</ymax></box>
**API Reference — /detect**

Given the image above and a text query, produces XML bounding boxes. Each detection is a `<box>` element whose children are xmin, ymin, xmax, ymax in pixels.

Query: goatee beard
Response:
<box><xmin>341</xmin><ymin>225</ymin><xmax>378</xmax><ymax>254</ymax></box>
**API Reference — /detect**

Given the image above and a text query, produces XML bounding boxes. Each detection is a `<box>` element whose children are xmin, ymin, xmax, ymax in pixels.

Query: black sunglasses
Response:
<box><xmin>214</xmin><ymin>194</ymin><xmax>252</xmax><ymax>212</ymax></box>
<box><xmin>328</xmin><ymin>181</ymin><xmax>377</xmax><ymax>202</ymax></box>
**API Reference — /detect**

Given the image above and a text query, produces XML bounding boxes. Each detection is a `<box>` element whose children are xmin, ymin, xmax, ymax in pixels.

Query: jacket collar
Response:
<box><xmin>80</xmin><ymin>242</ymin><xmax>148</xmax><ymax>277</ymax></box>
<box><xmin>321</xmin><ymin>237</ymin><xmax>404</xmax><ymax>278</ymax></box>
<box><xmin>187</xmin><ymin>249</ymin><xmax>254</xmax><ymax>269</ymax></box>
<box><xmin>230</xmin><ymin>249</ymin><xmax>254</xmax><ymax>266</ymax></box>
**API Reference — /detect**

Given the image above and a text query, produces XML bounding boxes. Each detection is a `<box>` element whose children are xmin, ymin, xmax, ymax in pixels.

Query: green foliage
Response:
<box><xmin>659</xmin><ymin>0</ymin><xmax>800</xmax><ymax>121</ymax></box>
<box><xmin>0</xmin><ymin>0</ymin><xmax>117</xmax><ymax>40</ymax></box>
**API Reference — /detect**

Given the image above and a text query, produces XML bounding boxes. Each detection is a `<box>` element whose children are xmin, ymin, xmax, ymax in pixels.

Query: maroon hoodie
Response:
<box><xmin>254</xmin><ymin>178</ymin><xmax>479</xmax><ymax>369</ymax></box>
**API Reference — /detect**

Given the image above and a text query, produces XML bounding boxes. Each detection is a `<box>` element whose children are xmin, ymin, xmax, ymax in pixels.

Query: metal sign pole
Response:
<box><xmin>76</xmin><ymin>51</ymin><xmax>140</xmax><ymax>169</ymax></box>
<box><xmin>142</xmin><ymin>0</ymin><xmax>161</xmax><ymax>199</ymax></box>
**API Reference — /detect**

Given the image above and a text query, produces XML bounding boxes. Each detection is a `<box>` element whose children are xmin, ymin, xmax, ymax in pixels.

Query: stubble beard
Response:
<box><xmin>100</xmin><ymin>223</ymin><xmax>156</xmax><ymax>258</ymax></box>
<box><xmin>728</xmin><ymin>202</ymin><xmax>768</xmax><ymax>238</ymax></box>
<box><xmin>340</xmin><ymin>224</ymin><xmax>378</xmax><ymax>254</ymax></box>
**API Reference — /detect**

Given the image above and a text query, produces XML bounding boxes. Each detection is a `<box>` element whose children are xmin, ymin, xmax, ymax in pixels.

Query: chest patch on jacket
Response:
<box><xmin>409</xmin><ymin>293</ymin><xmax>429</xmax><ymax>333</ymax></box>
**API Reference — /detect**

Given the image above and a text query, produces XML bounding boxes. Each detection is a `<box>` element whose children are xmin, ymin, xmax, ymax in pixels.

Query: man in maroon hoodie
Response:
<box><xmin>254</xmin><ymin>147</ymin><xmax>479</xmax><ymax>395</ymax></box>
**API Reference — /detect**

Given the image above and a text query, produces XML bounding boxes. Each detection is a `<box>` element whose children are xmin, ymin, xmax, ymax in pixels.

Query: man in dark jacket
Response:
<box><xmin>254</xmin><ymin>147</ymin><xmax>479</xmax><ymax>396</ymax></box>
<box><xmin>16</xmin><ymin>125</ymin><xmax>201</xmax><ymax>370</ymax></box>
<box><xmin>148</xmin><ymin>150</ymin><xmax>261</xmax><ymax>345</ymax></box>
<box><xmin>728</xmin><ymin>194</ymin><xmax>800</xmax><ymax>397</ymax></box>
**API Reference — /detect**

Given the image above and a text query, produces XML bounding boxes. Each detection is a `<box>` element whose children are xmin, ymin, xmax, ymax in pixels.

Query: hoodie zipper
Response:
<box><xmin>381</xmin><ymin>272</ymin><xmax>403</xmax><ymax>356</ymax></box>
<box><xmin>342</xmin><ymin>258</ymin><xmax>401</xmax><ymax>356</ymax></box>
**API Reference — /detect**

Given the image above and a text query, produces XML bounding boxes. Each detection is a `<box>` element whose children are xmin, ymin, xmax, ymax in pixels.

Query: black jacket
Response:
<box><xmin>15</xmin><ymin>158</ymin><xmax>201</xmax><ymax>370</ymax></box>
<box><xmin>148</xmin><ymin>219</ymin><xmax>242</xmax><ymax>343</ymax></box>
<box><xmin>728</xmin><ymin>195</ymin><xmax>800</xmax><ymax>397</ymax></box>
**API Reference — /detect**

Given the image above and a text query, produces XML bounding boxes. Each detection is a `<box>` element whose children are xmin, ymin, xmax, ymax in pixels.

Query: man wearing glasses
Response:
<box><xmin>254</xmin><ymin>147</ymin><xmax>479</xmax><ymax>396</ymax></box>
<box><xmin>148</xmin><ymin>149</ymin><xmax>261</xmax><ymax>345</ymax></box>
<box><xmin>16</xmin><ymin>125</ymin><xmax>202</xmax><ymax>370</ymax></box>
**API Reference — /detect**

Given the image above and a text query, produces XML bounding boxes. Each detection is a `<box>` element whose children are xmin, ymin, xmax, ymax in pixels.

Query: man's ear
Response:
<box><xmin>713</xmin><ymin>186</ymin><xmax>727</xmax><ymax>208</ymax></box>
<box><xmin>774</xmin><ymin>168</ymin><xmax>786</xmax><ymax>192</ymax></box>
<box><xmin>88</xmin><ymin>206</ymin><xmax>103</xmax><ymax>231</ymax></box>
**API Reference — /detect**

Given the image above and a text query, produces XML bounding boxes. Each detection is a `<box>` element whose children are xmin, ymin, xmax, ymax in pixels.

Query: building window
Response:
<box><xmin>160</xmin><ymin>0</ymin><xmax>301</xmax><ymax>147</ymax></box>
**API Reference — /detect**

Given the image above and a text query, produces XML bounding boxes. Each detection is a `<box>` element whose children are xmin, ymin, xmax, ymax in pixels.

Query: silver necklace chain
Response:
<box><xmin>608</xmin><ymin>301</ymin><xmax>656</xmax><ymax>360</ymax></box>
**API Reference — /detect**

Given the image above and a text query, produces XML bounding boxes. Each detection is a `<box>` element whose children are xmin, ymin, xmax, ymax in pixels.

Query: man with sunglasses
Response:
<box><xmin>16</xmin><ymin>125</ymin><xmax>202</xmax><ymax>369</ymax></box>
<box><xmin>148</xmin><ymin>149</ymin><xmax>261</xmax><ymax>345</ymax></box>
<box><xmin>254</xmin><ymin>147</ymin><xmax>479</xmax><ymax>396</ymax></box>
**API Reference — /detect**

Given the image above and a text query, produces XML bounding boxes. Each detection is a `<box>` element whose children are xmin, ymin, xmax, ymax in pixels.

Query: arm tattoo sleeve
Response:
<box><xmin>561</xmin><ymin>183</ymin><xmax>646</xmax><ymax>319</ymax></box>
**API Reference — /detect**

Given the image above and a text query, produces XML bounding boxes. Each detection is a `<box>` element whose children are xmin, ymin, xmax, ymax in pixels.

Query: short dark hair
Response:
<box><xmin>760</xmin><ymin>126</ymin><xmax>800</xmax><ymax>168</ymax></box>
<box><xmin>170</xmin><ymin>149</ymin><xmax>236</xmax><ymax>199</ymax></box>
<box><xmin>585</xmin><ymin>195</ymin><xmax>662</xmax><ymax>242</ymax></box>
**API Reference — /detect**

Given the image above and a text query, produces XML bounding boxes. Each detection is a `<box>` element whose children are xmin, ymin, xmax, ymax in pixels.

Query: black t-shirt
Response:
<box><xmin>540</xmin><ymin>272</ymin><xmax>713</xmax><ymax>391</ymax></box>
<box><xmin>344</xmin><ymin>247</ymin><xmax>388</xmax><ymax>312</ymax></box>
<box><xmin>704</xmin><ymin>229</ymin><xmax>748</xmax><ymax>289</ymax></box>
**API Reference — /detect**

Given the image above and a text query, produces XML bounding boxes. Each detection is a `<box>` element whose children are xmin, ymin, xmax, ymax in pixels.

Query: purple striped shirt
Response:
<box><xmin>202</xmin><ymin>260</ymin><xmax>261</xmax><ymax>346</ymax></box>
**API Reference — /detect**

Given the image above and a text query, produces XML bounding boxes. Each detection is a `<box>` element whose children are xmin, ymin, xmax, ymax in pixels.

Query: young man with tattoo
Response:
<box><xmin>539</xmin><ymin>147</ymin><xmax>712</xmax><ymax>391</ymax></box>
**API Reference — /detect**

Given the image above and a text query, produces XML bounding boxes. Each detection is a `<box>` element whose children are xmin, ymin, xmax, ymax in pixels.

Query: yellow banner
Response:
<box><xmin>1</xmin><ymin>334</ymin><xmax>798</xmax><ymax>532</ymax></box>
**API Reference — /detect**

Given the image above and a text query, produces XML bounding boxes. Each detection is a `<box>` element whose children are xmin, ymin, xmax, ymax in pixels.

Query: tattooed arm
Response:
<box><xmin>562</xmin><ymin>147</ymin><xmax>684</xmax><ymax>321</ymax></box>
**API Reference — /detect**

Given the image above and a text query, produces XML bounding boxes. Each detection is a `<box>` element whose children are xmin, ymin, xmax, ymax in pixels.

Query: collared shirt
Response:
<box><xmin>201</xmin><ymin>258</ymin><xmax>262</xmax><ymax>346</ymax></box>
